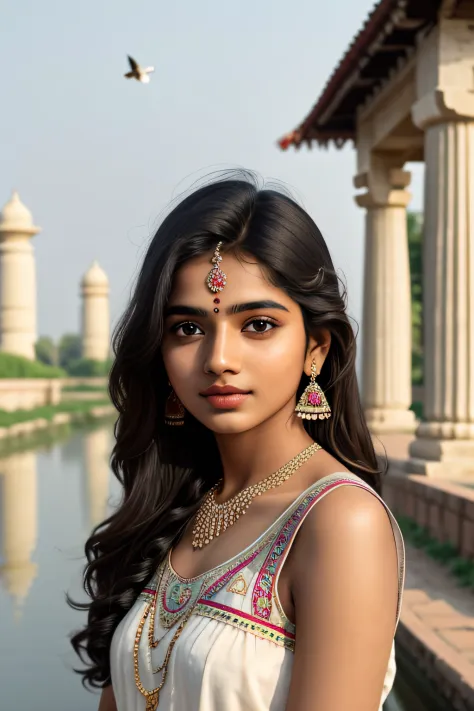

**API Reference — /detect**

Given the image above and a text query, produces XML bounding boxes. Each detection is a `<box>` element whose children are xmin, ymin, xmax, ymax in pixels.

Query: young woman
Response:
<box><xmin>70</xmin><ymin>174</ymin><xmax>404</xmax><ymax>711</ymax></box>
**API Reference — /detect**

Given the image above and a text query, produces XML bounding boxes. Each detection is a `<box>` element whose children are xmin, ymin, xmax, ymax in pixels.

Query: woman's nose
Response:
<box><xmin>203</xmin><ymin>323</ymin><xmax>241</xmax><ymax>376</ymax></box>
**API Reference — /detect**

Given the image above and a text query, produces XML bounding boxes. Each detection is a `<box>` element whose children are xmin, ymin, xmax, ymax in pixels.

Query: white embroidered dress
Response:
<box><xmin>110</xmin><ymin>472</ymin><xmax>405</xmax><ymax>711</ymax></box>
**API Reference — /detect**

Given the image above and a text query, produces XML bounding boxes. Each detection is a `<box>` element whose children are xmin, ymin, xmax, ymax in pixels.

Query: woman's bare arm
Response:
<box><xmin>285</xmin><ymin>485</ymin><xmax>399</xmax><ymax>711</ymax></box>
<box><xmin>98</xmin><ymin>685</ymin><xmax>117</xmax><ymax>711</ymax></box>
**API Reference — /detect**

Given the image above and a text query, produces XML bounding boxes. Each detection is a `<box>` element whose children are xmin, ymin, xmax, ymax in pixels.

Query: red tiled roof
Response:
<box><xmin>278</xmin><ymin>0</ymin><xmax>442</xmax><ymax>150</ymax></box>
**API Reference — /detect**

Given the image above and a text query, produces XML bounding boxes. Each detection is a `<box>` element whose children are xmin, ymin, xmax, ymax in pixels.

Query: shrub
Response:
<box><xmin>66</xmin><ymin>358</ymin><xmax>112</xmax><ymax>377</ymax></box>
<box><xmin>0</xmin><ymin>352</ymin><xmax>66</xmax><ymax>378</ymax></box>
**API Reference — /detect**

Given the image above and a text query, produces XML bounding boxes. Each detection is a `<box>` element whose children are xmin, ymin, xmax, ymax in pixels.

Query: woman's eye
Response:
<box><xmin>243</xmin><ymin>319</ymin><xmax>276</xmax><ymax>334</ymax></box>
<box><xmin>173</xmin><ymin>322</ymin><xmax>204</xmax><ymax>337</ymax></box>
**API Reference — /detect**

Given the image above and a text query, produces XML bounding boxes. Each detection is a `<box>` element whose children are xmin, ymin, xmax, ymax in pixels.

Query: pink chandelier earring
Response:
<box><xmin>164</xmin><ymin>384</ymin><xmax>185</xmax><ymax>426</ymax></box>
<box><xmin>295</xmin><ymin>361</ymin><xmax>331</xmax><ymax>421</ymax></box>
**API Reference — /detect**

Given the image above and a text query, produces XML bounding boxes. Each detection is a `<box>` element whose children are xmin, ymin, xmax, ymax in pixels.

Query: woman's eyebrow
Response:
<box><xmin>230</xmin><ymin>300</ymin><xmax>289</xmax><ymax>314</ymax></box>
<box><xmin>165</xmin><ymin>305</ymin><xmax>208</xmax><ymax>317</ymax></box>
<box><xmin>165</xmin><ymin>300</ymin><xmax>289</xmax><ymax>318</ymax></box>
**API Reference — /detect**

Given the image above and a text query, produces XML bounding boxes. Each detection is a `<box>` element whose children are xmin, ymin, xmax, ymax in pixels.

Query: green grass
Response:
<box><xmin>0</xmin><ymin>398</ymin><xmax>111</xmax><ymax>428</ymax></box>
<box><xmin>62</xmin><ymin>384</ymin><xmax>108</xmax><ymax>393</ymax></box>
<box><xmin>397</xmin><ymin>515</ymin><xmax>474</xmax><ymax>591</ymax></box>
<box><xmin>0</xmin><ymin>352</ymin><xmax>66</xmax><ymax>378</ymax></box>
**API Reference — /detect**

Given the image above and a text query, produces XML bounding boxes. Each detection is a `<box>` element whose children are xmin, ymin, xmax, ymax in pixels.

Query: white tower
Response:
<box><xmin>80</xmin><ymin>260</ymin><xmax>110</xmax><ymax>361</ymax></box>
<box><xmin>0</xmin><ymin>191</ymin><xmax>41</xmax><ymax>360</ymax></box>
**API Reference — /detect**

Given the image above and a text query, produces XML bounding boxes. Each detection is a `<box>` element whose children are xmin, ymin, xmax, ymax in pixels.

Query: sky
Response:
<box><xmin>1</xmin><ymin>0</ymin><xmax>424</xmax><ymax>341</ymax></box>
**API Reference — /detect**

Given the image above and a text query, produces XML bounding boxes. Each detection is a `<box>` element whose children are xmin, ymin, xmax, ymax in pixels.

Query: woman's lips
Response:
<box><xmin>202</xmin><ymin>392</ymin><xmax>250</xmax><ymax>409</ymax></box>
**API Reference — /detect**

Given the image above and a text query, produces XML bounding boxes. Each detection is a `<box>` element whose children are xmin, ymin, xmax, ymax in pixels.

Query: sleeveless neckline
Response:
<box><xmin>168</xmin><ymin>471</ymin><xmax>353</xmax><ymax>583</ymax></box>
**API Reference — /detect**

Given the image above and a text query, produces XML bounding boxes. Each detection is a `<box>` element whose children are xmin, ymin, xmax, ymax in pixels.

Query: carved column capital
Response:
<box><xmin>354</xmin><ymin>168</ymin><xmax>411</xmax><ymax>209</ymax></box>
<box><xmin>412</xmin><ymin>89</ymin><xmax>474</xmax><ymax>131</ymax></box>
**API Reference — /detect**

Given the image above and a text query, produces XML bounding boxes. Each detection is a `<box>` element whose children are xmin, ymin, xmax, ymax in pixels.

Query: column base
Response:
<box><xmin>407</xmin><ymin>436</ymin><xmax>474</xmax><ymax>478</ymax></box>
<box><xmin>365</xmin><ymin>407</ymin><xmax>417</xmax><ymax>435</ymax></box>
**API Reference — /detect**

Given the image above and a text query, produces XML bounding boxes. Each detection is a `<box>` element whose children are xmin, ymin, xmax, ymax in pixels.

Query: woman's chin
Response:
<box><xmin>199</xmin><ymin>411</ymin><xmax>261</xmax><ymax>435</ymax></box>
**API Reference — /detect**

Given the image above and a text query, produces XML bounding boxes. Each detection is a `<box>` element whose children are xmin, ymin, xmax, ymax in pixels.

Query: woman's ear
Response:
<box><xmin>303</xmin><ymin>329</ymin><xmax>331</xmax><ymax>376</ymax></box>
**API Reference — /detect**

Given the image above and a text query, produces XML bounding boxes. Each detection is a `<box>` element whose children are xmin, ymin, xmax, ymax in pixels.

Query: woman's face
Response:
<box><xmin>161</xmin><ymin>251</ymin><xmax>312</xmax><ymax>434</ymax></box>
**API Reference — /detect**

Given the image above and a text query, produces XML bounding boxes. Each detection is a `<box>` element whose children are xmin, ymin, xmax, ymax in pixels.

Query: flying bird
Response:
<box><xmin>124</xmin><ymin>55</ymin><xmax>155</xmax><ymax>84</ymax></box>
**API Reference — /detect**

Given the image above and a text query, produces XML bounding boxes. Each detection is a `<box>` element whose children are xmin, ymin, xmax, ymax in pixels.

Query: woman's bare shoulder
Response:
<box><xmin>98</xmin><ymin>685</ymin><xmax>117</xmax><ymax>711</ymax></box>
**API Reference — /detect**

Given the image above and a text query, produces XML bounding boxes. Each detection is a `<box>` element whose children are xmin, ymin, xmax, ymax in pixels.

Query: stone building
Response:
<box><xmin>80</xmin><ymin>260</ymin><xmax>110</xmax><ymax>361</ymax></box>
<box><xmin>279</xmin><ymin>0</ymin><xmax>474</xmax><ymax>476</ymax></box>
<box><xmin>0</xmin><ymin>192</ymin><xmax>41</xmax><ymax>360</ymax></box>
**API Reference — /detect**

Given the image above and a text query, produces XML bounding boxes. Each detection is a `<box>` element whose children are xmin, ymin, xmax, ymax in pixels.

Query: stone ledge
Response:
<box><xmin>383</xmin><ymin>473</ymin><xmax>474</xmax><ymax>558</ymax></box>
<box><xmin>398</xmin><ymin>603</ymin><xmax>474</xmax><ymax>709</ymax></box>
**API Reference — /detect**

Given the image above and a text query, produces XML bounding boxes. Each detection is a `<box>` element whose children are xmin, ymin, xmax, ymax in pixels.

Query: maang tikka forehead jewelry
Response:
<box><xmin>206</xmin><ymin>241</ymin><xmax>227</xmax><ymax>295</ymax></box>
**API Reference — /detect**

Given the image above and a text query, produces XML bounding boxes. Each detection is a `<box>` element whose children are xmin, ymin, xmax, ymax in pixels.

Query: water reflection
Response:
<box><xmin>0</xmin><ymin>420</ymin><xmax>118</xmax><ymax>711</ymax></box>
<box><xmin>0</xmin><ymin>451</ymin><xmax>39</xmax><ymax>619</ymax></box>
<box><xmin>84</xmin><ymin>427</ymin><xmax>114</xmax><ymax>529</ymax></box>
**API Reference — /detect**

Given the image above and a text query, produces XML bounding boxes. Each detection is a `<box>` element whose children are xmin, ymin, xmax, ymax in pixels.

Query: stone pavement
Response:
<box><xmin>398</xmin><ymin>542</ymin><xmax>474</xmax><ymax>709</ymax></box>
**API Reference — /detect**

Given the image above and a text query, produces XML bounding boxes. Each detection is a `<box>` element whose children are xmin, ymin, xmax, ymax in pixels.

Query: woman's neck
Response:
<box><xmin>214</xmin><ymin>405</ymin><xmax>314</xmax><ymax>499</ymax></box>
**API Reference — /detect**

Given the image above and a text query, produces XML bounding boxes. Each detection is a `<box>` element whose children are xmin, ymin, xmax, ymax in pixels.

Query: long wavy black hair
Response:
<box><xmin>69</xmin><ymin>172</ymin><xmax>381</xmax><ymax>689</ymax></box>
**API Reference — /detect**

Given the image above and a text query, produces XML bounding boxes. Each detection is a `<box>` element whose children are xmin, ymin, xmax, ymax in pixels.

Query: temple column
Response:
<box><xmin>409</xmin><ymin>104</ymin><xmax>474</xmax><ymax>474</ymax></box>
<box><xmin>355</xmin><ymin>160</ymin><xmax>417</xmax><ymax>434</ymax></box>
<box><xmin>408</xmin><ymin>19</ymin><xmax>474</xmax><ymax>476</ymax></box>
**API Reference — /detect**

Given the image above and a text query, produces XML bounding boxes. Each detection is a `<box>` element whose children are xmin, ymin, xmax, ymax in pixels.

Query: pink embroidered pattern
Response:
<box><xmin>252</xmin><ymin>478</ymin><xmax>366</xmax><ymax>619</ymax></box>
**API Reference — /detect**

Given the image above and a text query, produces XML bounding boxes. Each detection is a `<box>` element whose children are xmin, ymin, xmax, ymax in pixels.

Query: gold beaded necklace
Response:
<box><xmin>192</xmin><ymin>442</ymin><xmax>321</xmax><ymax>549</ymax></box>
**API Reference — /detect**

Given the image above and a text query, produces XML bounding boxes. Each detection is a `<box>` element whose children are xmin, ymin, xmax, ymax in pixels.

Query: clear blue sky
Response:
<box><xmin>1</xmin><ymin>0</ymin><xmax>423</xmax><ymax>341</ymax></box>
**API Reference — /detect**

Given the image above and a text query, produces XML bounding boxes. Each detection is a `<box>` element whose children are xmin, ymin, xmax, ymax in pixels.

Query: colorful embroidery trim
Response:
<box><xmin>227</xmin><ymin>574</ymin><xmax>248</xmax><ymax>596</ymax></box>
<box><xmin>140</xmin><ymin>587</ymin><xmax>157</xmax><ymax>603</ymax></box>
<box><xmin>195</xmin><ymin>600</ymin><xmax>295</xmax><ymax>651</ymax></box>
<box><xmin>162</xmin><ymin>580</ymin><xmax>193</xmax><ymax>613</ymax></box>
<box><xmin>202</xmin><ymin>548</ymin><xmax>260</xmax><ymax>599</ymax></box>
<box><xmin>252</xmin><ymin>478</ymin><xmax>367</xmax><ymax>620</ymax></box>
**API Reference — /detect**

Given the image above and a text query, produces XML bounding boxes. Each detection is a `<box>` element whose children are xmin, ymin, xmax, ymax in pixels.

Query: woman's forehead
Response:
<box><xmin>169</xmin><ymin>252</ymin><xmax>293</xmax><ymax>307</ymax></box>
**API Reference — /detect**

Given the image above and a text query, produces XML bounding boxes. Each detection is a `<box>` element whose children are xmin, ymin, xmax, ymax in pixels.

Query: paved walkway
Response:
<box><xmin>399</xmin><ymin>542</ymin><xmax>474</xmax><ymax>707</ymax></box>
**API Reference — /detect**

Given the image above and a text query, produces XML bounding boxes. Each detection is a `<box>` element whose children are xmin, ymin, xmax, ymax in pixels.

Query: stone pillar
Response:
<box><xmin>409</xmin><ymin>19</ymin><xmax>474</xmax><ymax>476</ymax></box>
<box><xmin>0</xmin><ymin>192</ymin><xmax>41</xmax><ymax>360</ymax></box>
<box><xmin>355</xmin><ymin>161</ymin><xmax>417</xmax><ymax>435</ymax></box>
<box><xmin>80</xmin><ymin>260</ymin><xmax>110</xmax><ymax>361</ymax></box>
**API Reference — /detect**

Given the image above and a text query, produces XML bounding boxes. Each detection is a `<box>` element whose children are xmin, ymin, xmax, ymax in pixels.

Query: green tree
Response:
<box><xmin>35</xmin><ymin>335</ymin><xmax>58</xmax><ymax>366</ymax></box>
<box><xmin>408</xmin><ymin>212</ymin><xmax>423</xmax><ymax>385</ymax></box>
<box><xmin>58</xmin><ymin>333</ymin><xmax>82</xmax><ymax>371</ymax></box>
<box><xmin>66</xmin><ymin>357</ymin><xmax>112</xmax><ymax>376</ymax></box>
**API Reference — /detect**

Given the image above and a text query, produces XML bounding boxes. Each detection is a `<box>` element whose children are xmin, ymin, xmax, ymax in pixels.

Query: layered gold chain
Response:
<box><xmin>134</xmin><ymin>569</ymin><xmax>207</xmax><ymax>711</ymax></box>
<box><xmin>192</xmin><ymin>442</ymin><xmax>321</xmax><ymax>549</ymax></box>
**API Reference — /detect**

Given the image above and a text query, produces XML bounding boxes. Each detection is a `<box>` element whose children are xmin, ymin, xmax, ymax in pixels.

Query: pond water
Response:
<box><xmin>0</xmin><ymin>421</ymin><xmax>445</xmax><ymax>711</ymax></box>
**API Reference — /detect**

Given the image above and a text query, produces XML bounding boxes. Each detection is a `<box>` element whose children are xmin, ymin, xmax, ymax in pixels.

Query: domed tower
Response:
<box><xmin>0</xmin><ymin>191</ymin><xmax>41</xmax><ymax>360</ymax></box>
<box><xmin>80</xmin><ymin>260</ymin><xmax>110</xmax><ymax>361</ymax></box>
